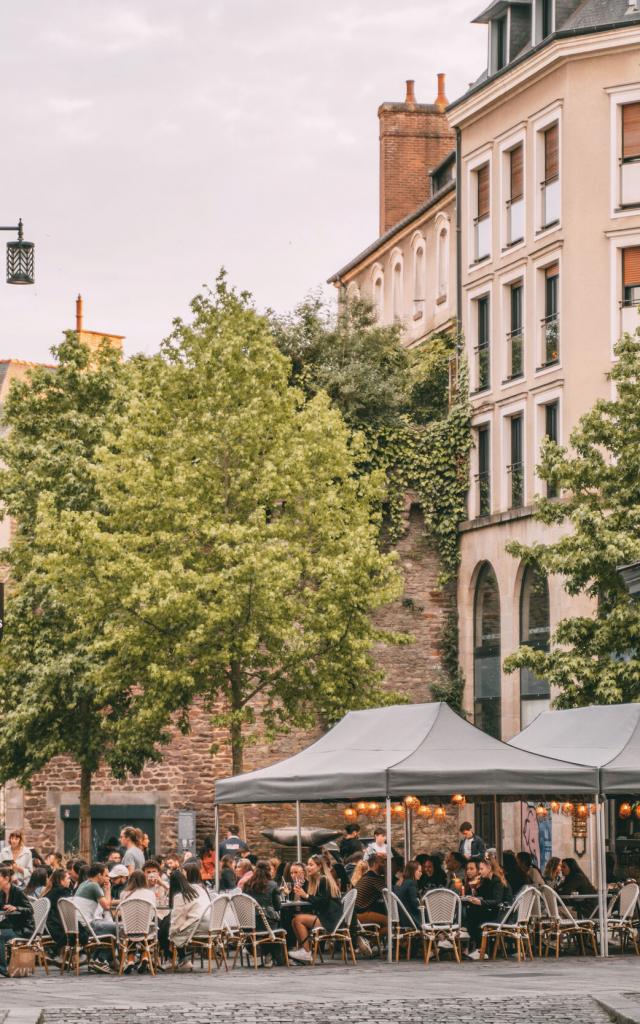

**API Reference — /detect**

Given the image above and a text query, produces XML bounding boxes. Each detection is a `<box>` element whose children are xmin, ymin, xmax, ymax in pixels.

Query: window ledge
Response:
<box><xmin>503</xmin><ymin>238</ymin><xmax>524</xmax><ymax>251</ymax></box>
<box><xmin>537</xmin><ymin>220</ymin><xmax>560</xmax><ymax>235</ymax></box>
<box><xmin>472</xmin><ymin>256</ymin><xmax>491</xmax><ymax>267</ymax></box>
<box><xmin>460</xmin><ymin>503</ymin><xmax>535</xmax><ymax>533</ymax></box>
<box><xmin>470</xmin><ymin>386</ymin><xmax>491</xmax><ymax>397</ymax></box>
<box><xmin>501</xmin><ymin>373</ymin><xmax>524</xmax><ymax>385</ymax></box>
<box><xmin>412</xmin><ymin>310</ymin><xmax>424</xmax><ymax>322</ymax></box>
<box><xmin>436</xmin><ymin>293</ymin><xmax>447</xmax><ymax>306</ymax></box>
<box><xmin>535</xmin><ymin>359</ymin><xmax>560</xmax><ymax>372</ymax></box>
<box><xmin>616</xmin><ymin>204</ymin><xmax>640</xmax><ymax>213</ymax></box>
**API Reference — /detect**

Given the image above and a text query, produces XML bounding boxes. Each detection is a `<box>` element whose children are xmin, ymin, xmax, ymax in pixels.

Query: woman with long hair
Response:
<box><xmin>557</xmin><ymin>857</ymin><xmax>597</xmax><ymax>917</ymax></box>
<box><xmin>219</xmin><ymin>855</ymin><xmax>237</xmax><ymax>891</ymax></box>
<box><xmin>464</xmin><ymin>858</ymin><xmax>504</xmax><ymax>959</ymax></box>
<box><xmin>502</xmin><ymin>850</ymin><xmax>528</xmax><ymax>897</ymax></box>
<box><xmin>235</xmin><ymin>858</ymin><xmax>254</xmax><ymax>890</ymax></box>
<box><xmin>349</xmin><ymin>858</ymin><xmax>369</xmax><ymax>887</ymax></box>
<box><xmin>416</xmin><ymin>854</ymin><xmax>447</xmax><ymax>893</ymax></box>
<box><xmin>290</xmin><ymin>854</ymin><xmax>342</xmax><ymax>963</ymax></box>
<box><xmin>393</xmin><ymin>860</ymin><xmax>422</xmax><ymax>927</ymax></box>
<box><xmin>486</xmin><ymin>852</ymin><xmax>512</xmax><ymax>902</ymax></box>
<box><xmin>24</xmin><ymin>866</ymin><xmax>49</xmax><ymax>898</ymax></box>
<box><xmin>158</xmin><ymin>869</ymin><xmax>210</xmax><ymax>971</ymax></box>
<box><xmin>543</xmin><ymin>856</ymin><xmax>562</xmax><ymax>887</ymax></box>
<box><xmin>244</xmin><ymin>860</ymin><xmax>281</xmax><ymax>921</ymax></box>
<box><xmin>2</xmin><ymin>830</ymin><xmax>33</xmax><ymax>886</ymax></box>
<box><xmin>42</xmin><ymin>868</ymin><xmax>72</xmax><ymax>952</ymax></box>
<box><xmin>119</xmin><ymin>869</ymin><xmax>156</xmax><ymax>974</ymax></box>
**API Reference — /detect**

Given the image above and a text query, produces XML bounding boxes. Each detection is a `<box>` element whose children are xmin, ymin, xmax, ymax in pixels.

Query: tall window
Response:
<box><xmin>507</xmin><ymin>282</ymin><xmax>523</xmax><ymax>380</ymax></box>
<box><xmin>623</xmin><ymin>246</ymin><xmax>640</xmax><ymax>307</ymax></box>
<box><xmin>507</xmin><ymin>144</ymin><xmax>524</xmax><ymax>245</ymax></box>
<box><xmin>508</xmin><ymin>414</ymin><xmax>524</xmax><ymax>508</ymax></box>
<box><xmin>392</xmin><ymin>262</ymin><xmax>403</xmax><ymax>322</ymax></box>
<box><xmin>373</xmin><ymin>273</ymin><xmax>384</xmax><ymax>322</ymax></box>
<box><xmin>477</xmin><ymin>425</ymin><xmax>491</xmax><ymax>517</ymax></box>
<box><xmin>413</xmin><ymin>245</ymin><xmax>425</xmax><ymax>317</ymax></box>
<box><xmin>493</xmin><ymin>16</ymin><xmax>507</xmax><ymax>72</ymax></box>
<box><xmin>474</xmin><ymin>564</ymin><xmax>501</xmax><ymax>739</ymax></box>
<box><xmin>520</xmin><ymin>567</ymin><xmax>551</xmax><ymax>727</ymax></box>
<box><xmin>541</xmin><ymin>0</ymin><xmax>553</xmax><ymax>38</ymax></box>
<box><xmin>476</xmin><ymin>295</ymin><xmax>490</xmax><ymax>391</ymax></box>
<box><xmin>621</xmin><ymin>103</ymin><xmax>640</xmax><ymax>207</ymax></box>
<box><xmin>541</xmin><ymin>263</ymin><xmax>559</xmax><ymax>365</ymax></box>
<box><xmin>541</xmin><ymin>123</ymin><xmax>559</xmax><ymax>227</ymax></box>
<box><xmin>545</xmin><ymin>400</ymin><xmax>558</xmax><ymax>498</ymax></box>
<box><xmin>437</xmin><ymin>226</ymin><xmax>449</xmax><ymax>299</ymax></box>
<box><xmin>475</xmin><ymin>164</ymin><xmax>490</xmax><ymax>261</ymax></box>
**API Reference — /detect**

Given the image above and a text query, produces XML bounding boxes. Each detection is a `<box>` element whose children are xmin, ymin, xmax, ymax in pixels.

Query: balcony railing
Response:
<box><xmin>474</xmin><ymin>216</ymin><xmax>490</xmax><ymax>262</ymax></box>
<box><xmin>474</xmin><ymin>343</ymin><xmax>490</xmax><ymax>391</ymax></box>
<box><xmin>508</xmin><ymin>461</ymin><xmax>524</xmax><ymax>509</ymax></box>
<box><xmin>475</xmin><ymin>471</ymin><xmax>491</xmax><ymax>518</ymax></box>
<box><xmin>507</xmin><ymin>198</ymin><xmax>524</xmax><ymax>245</ymax></box>
<box><xmin>541</xmin><ymin>177</ymin><xmax>560</xmax><ymax>228</ymax></box>
<box><xmin>621</xmin><ymin>158</ymin><xmax>640</xmax><ymax>208</ymax></box>
<box><xmin>506</xmin><ymin>328</ymin><xmax>524</xmax><ymax>380</ymax></box>
<box><xmin>540</xmin><ymin>313</ymin><xmax>559</xmax><ymax>367</ymax></box>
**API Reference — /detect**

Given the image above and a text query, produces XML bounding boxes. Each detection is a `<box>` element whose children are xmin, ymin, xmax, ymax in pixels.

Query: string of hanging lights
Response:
<box><xmin>342</xmin><ymin>794</ymin><xmax>467</xmax><ymax>820</ymax></box>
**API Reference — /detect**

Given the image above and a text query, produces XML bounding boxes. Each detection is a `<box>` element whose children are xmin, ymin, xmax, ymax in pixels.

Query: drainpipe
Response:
<box><xmin>455</xmin><ymin>126</ymin><xmax>463</xmax><ymax>349</ymax></box>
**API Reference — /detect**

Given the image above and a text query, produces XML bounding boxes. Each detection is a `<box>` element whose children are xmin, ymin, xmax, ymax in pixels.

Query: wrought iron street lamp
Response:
<box><xmin>0</xmin><ymin>219</ymin><xmax>34</xmax><ymax>285</ymax></box>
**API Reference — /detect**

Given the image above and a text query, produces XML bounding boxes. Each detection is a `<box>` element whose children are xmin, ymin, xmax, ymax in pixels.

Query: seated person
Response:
<box><xmin>393</xmin><ymin>860</ymin><xmax>422</xmax><ymax>928</ymax></box>
<box><xmin>119</xmin><ymin>869</ymin><xmax>157</xmax><ymax>974</ymax></box>
<box><xmin>159</xmin><ymin>870</ymin><xmax>211</xmax><ymax>970</ymax></box>
<box><xmin>416</xmin><ymin>853</ymin><xmax>447</xmax><ymax>893</ymax></box>
<box><xmin>502</xmin><ymin>850</ymin><xmax>528</xmax><ymax>897</ymax></box>
<box><xmin>282</xmin><ymin>861</ymin><xmax>307</xmax><ymax>893</ymax></box>
<box><xmin>557</xmin><ymin>857</ymin><xmax>597</xmax><ymax>917</ymax></box>
<box><xmin>144</xmin><ymin>859</ymin><xmax>169</xmax><ymax>904</ymax></box>
<box><xmin>289</xmin><ymin>855</ymin><xmax>342</xmax><ymax>963</ymax></box>
<box><xmin>235</xmin><ymin>858</ymin><xmax>254</xmax><ymax>890</ymax></box>
<box><xmin>445</xmin><ymin>851</ymin><xmax>466</xmax><ymax>891</ymax></box>
<box><xmin>109</xmin><ymin>863</ymin><xmax>129</xmax><ymax>901</ymax></box>
<box><xmin>543</xmin><ymin>856</ymin><xmax>562</xmax><ymax>888</ymax></box>
<box><xmin>0</xmin><ymin>866</ymin><xmax>34</xmax><ymax>977</ymax></box>
<box><xmin>462</xmin><ymin>858</ymin><xmax>481</xmax><ymax>896</ymax></box>
<box><xmin>516</xmin><ymin>851</ymin><xmax>544</xmax><ymax>887</ymax></box>
<box><xmin>355</xmin><ymin>853</ymin><xmax>388</xmax><ymax>937</ymax></box>
<box><xmin>339</xmin><ymin>824</ymin><xmax>363</xmax><ymax>861</ymax></box>
<box><xmin>41</xmin><ymin>868</ymin><xmax>72</xmax><ymax>955</ymax></box>
<box><xmin>463</xmin><ymin>859</ymin><xmax>504</xmax><ymax>959</ymax></box>
<box><xmin>219</xmin><ymin>854</ymin><xmax>238</xmax><ymax>891</ymax></box>
<box><xmin>75</xmin><ymin>862</ymin><xmax>117</xmax><ymax>972</ymax></box>
<box><xmin>199</xmin><ymin>846</ymin><xmax>216</xmax><ymax>888</ymax></box>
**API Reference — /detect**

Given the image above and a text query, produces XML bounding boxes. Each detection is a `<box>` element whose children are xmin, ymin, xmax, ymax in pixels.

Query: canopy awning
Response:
<box><xmin>510</xmin><ymin>703</ymin><xmax>640</xmax><ymax>795</ymax></box>
<box><xmin>215</xmin><ymin>701</ymin><xmax>599</xmax><ymax>804</ymax></box>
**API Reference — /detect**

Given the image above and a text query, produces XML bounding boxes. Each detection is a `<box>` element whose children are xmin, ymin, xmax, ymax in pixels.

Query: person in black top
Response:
<box><xmin>339</xmin><ymin>824</ymin><xmax>363</xmax><ymax>861</ymax></box>
<box><xmin>459</xmin><ymin>822</ymin><xmax>486</xmax><ymax>860</ymax></box>
<box><xmin>463</xmin><ymin>859</ymin><xmax>504</xmax><ymax>958</ymax></box>
<box><xmin>0</xmin><ymin>866</ymin><xmax>34</xmax><ymax>976</ymax></box>
<box><xmin>416</xmin><ymin>854</ymin><xmax>448</xmax><ymax>893</ymax></box>
<box><xmin>394</xmin><ymin>860</ymin><xmax>422</xmax><ymax>928</ymax></box>
<box><xmin>290</xmin><ymin>854</ymin><xmax>342</xmax><ymax>963</ymax></box>
<box><xmin>502</xmin><ymin>850</ymin><xmax>528</xmax><ymax>897</ymax></box>
<box><xmin>219</xmin><ymin>855</ymin><xmax>238</xmax><ymax>891</ymax></box>
<box><xmin>41</xmin><ymin>868</ymin><xmax>72</xmax><ymax>954</ymax></box>
<box><xmin>218</xmin><ymin>825</ymin><xmax>249</xmax><ymax>860</ymax></box>
<box><xmin>557</xmin><ymin>857</ymin><xmax>597</xmax><ymax>918</ymax></box>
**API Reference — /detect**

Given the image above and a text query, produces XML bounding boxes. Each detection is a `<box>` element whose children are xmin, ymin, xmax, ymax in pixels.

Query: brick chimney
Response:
<box><xmin>378</xmin><ymin>74</ymin><xmax>455</xmax><ymax>234</ymax></box>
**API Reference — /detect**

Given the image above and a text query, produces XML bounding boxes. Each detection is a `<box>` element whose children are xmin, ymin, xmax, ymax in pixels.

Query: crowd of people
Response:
<box><xmin>0</xmin><ymin>819</ymin><xmax>605</xmax><ymax>974</ymax></box>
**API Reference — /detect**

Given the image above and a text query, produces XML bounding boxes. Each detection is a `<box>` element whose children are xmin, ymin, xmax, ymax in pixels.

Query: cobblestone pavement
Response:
<box><xmin>40</xmin><ymin>995</ymin><xmax>613</xmax><ymax>1024</ymax></box>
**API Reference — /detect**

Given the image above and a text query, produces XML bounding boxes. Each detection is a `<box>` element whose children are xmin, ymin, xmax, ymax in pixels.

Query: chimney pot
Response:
<box><xmin>435</xmin><ymin>72</ymin><xmax>448</xmax><ymax>111</ymax></box>
<box><xmin>405</xmin><ymin>79</ymin><xmax>416</xmax><ymax>105</ymax></box>
<box><xmin>76</xmin><ymin>293</ymin><xmax>83</xmax><ymax>334</ymax></box>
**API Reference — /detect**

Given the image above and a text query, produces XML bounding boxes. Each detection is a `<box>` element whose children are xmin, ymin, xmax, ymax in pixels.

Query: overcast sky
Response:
<box><xmin>1</xmin><ymin>1</ymin><xmax>483</xmax><ymax>362</ymax></box>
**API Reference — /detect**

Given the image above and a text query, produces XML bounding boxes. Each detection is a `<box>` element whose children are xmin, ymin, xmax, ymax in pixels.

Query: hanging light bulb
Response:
<box><xmin>356</xmin><ymin>801</ymin><xmax>368</xmax><ymax>815</ymax></box>
<box><xmin>550</xmin><ymin>801</ymin><xmax>560</xmax><ymax>814</ymax></box>
<box><xmin>535</xmin><ymin>805</ymin><xmax>548</xmax><ymax>819</ymax></box>
<box><xmin>576</xmin><ymin>804</ymin><xmax>588</xmax><ymax>820</ymax></box>
<box><xmin>403</xmin><ymin>795</ymin><xmax>420</xmax><ymax>811</ymax></box>
<box><xmin>417</xmin><ymin>804</ymin><xmax>433</xmax><ymax>818</ymax></box>
<box><xmin>434</xmin><ymin>805</ymin><xmax>447</xmax><ymax>821</ymax></box>
<box><xmin>635</xmin><ymin>804</ymin><xmax>640</xmax><ymax>820</ymax></box>
<box><xmin>343</xmin><ymin>806</ymin><xmax>358</xmax><ymax>822</ymax></box>
<box><xmin>451</xmin><ymin>793</ymin><xmax>466</xmax><ymax>806</ymax></box>
<box><xmin>562</xmin><ymin>802</ymin><xmax>574</xmax><ymax>815</ymax></box>
<box><xmin>619</xmin><ymin>802</ymin><xmax>632</xmax><ymax>819</ymax></box>
<box><xmin>392</xmin><ymin>802</ymin><xmax>404</xmax><ymax>817</ymax></box>
<box><xmin>367</xmin><ymin>801</ymin><xmax>380</xmax><ymax>816</ymax></box>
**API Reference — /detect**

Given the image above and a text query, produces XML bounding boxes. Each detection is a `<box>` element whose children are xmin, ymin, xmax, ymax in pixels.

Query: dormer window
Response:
<box><xmin>492</xmin><ymin>16</ymin><xmax>508</xmax><ymax>72</ymax></box>
<box><xmin>534</xmin><ymin>0</ymin><xmax>554</xmax><ymax>43</ymax></box>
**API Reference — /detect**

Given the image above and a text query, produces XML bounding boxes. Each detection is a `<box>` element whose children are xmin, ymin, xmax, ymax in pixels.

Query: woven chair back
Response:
<box><xmin>29</xmin><ymin>897</ymin><xmax>51</xmax><ymax>942</ymax></box>
<box><xmin>230</xmin><ymin>892</ymin><xmax>257</xmax><ymax>930</ymax></box>
<box><xmin>57</xmin><ymin>897</ymin><xmax>80</xmax><ymax>937</ymax></box>
<box><xmin>617</xmin><ymin>882</ymin><xmax>640</xmax><ymax>923</ymax></box>
<box><xmin>423</xmin><ymin>887</ymin><xmax>460</xmax><ymax>927</ymax></box>
<box><xmin>515</xmin><ymin>886</ymin><xmax>538</xmax><ymax>924</ymax></box>
<box><xmin>335</xmin><ymin>887</ymin><xmax>357</xmax><ymax>931</ymax></box>
<box><xmin>118</xmin><ymin>896</ymin><xmax>156</xmax><ymax>938</ymax></box>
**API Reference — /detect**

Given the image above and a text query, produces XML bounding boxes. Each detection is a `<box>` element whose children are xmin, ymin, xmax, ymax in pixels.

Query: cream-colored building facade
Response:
<box><xmin>446</xmin><ymin>1</ymin><xmax>640</xmax><ymax>856</ymax></box>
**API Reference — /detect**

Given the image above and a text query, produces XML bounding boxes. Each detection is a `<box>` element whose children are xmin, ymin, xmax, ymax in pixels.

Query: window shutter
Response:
<box><xmin>545</xmin><ymin>262</ymin><xmax>559</xmax><ymax>280</ymax></box>
<box><xmin>623</xmin><ymin>246</ymin><xmax>640</xmax><ymax>287</ymax></box>
<box><xmin>544</xmin><ymin>123</ymin><xmax>559</xmax><ymax>182</ymax></box>
<box><xmin>623</xmin><ymin>103</ymin><xmax>640</xmax><ymax>161</ymax></box>
<box><xmin>510</xmin><ymin>145</ymin><xmax>523</xmax><ymax>202</ymax></box>
<box><xmin>477</xmin><ymin>164</ymin><xmax>490</xmax><ymax>219</ymax></box>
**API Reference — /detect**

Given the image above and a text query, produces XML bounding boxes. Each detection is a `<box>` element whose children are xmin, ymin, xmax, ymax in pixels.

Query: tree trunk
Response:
<box><xmin>79</xmin><ymin>764</ymin><xmax>92</xmax><ymax>862</ymax></box>
<box><xmin>229</xmin><ymin>661</ymin><xmax>246</xmax><ymax>840</ymax></box>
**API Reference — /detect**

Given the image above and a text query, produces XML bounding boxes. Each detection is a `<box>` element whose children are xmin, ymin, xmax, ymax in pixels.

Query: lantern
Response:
<box><xmin>535</xmin><ymin>805</ymin><xmax>548</xmax><ymax>819</ymax></box>
<box><xmin>392</xmin><ymin>802</ymin><xmax>405</xmax><ymax>817</ymax></box>
<box><xmin>356</xmin><ymin>801</ymin><xmax>368</xmax><ymax>815</ymax></box>
<box><xmin>404</xmin><ymin>795</ymin><xmax>420</xmax><ymax>811</ymax></box>
<box><xmin>434</xmin><ymin>805</ymin><xmax>447</xmax><ymax>821</ymax></box>
<box><xmin>343</xmin><ymin>806</ymin><xmax>357</xmax><ymax>822</ymax></box>
<box><xmin>367</xmin><ymin>801</ymin><xmax>380</xmax><ymax>816</ymax></box>
<box><xmin>417</xmin><ymin>804</ymin><xmax>433</xmax><ymax>818</ymax></box>
<box><xmin>451</xmin><ymin>793</ymin><xmax>466</xmax><ymax>806</ymax></box>
<box><xmin>550</xmin><ymin>801</ymin><xmax>560</xmax><ymax>814</ymax></box>
<box><xmin>6</xmin><ymin>221</ymin><xmax>34</xmax><ymax>285</ymax></box>
<box><xmin>635</xmin><ymin>804</ymin><xmax>640</xmax><ymax>820</ymax></box>
<box><xmin>576</xmin><ymin>804</ymin><xmax>588</xmax><ymax>820</ymax></box>
<box><xmin>619</xmin><ymin>802</ymin><xmax>632</xmax><ymax>819</ymax></box>
<box><xmin>562</xmin><ymin>802</ymin><xmax>574</xmax><ymax>815</ymax></box>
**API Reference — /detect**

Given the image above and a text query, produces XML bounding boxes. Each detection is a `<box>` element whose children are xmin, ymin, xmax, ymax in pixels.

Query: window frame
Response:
<box><xmin>466</xmin><ymin>148</ymin><xmax>493</xmax><ymax>269</ymax></box>
<box><xmin>532</xmin><ymin>104</ymin><xmax>562</xmax><ymax>237</ymax></box>
<box><xmin>608</xmin><ymin>85</ymin><xmax>640</xmax><ymax>219</ymax></box>
<box><xmin>533</xmin><ymin>387</ymin><xmax>562</xmax><ymax>498</ymax></box>
<box><xmin>533</xmin><ymin>248</ymin><xmax>562</xmax><ymax>376</ymax></box>
<box><xmin>499</xmin><ymin>127</ymin><xmax>526</xmax><ymax>254</ymax></box>
<box><xmin>519</xmin><ymin>566</ymin><xmax>551</xmax><ymax>728</ymax></box>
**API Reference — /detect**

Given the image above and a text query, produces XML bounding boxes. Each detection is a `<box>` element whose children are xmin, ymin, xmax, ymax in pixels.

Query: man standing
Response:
<box><xmin>458</xmin><ymin>822</ymin><xmax>485</xmax><ymax>860</ymax></box>
<box><xmin>119</xmin><ymin>827</ymin><xmax>145</xmax><ymax>874</ymax></box>
<box><xmin>339</xmin><ymin>823</ymin><xmax>363</xmax><ymax>860</ymax></box>
<box><xmin>218</xmin><ymin>825</ymin><xmax>249</xmax><ymax>860</ymax></box>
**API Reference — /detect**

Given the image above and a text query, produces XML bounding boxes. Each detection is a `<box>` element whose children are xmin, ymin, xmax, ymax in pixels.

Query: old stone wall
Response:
<box><xmin>15</xmin><ymin>501</ymin><xmax>460</xmax><ymax>859</ymax></box>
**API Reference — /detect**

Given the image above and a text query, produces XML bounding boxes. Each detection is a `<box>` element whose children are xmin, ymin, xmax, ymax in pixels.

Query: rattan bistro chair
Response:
<box><xmin>9</xmin><ymin>896</ymin><xmax>51</xmax><ymax>975</ymax></box>
<box><xmin>116</xmin><ymin>897</ymin><xmax>159</xmax><ymax>976</ymax></box>
<box><xmin>606</xmin><ymin>882</ymin><xmax>640</xmax><ymax>954</ymax></box>
<box><xmin>57</xmin><ymin>898</ymin><xmax>116</xmax><ymax>975</ymax></box>
<box><xmin>310</xmin><ymin>888</ymin><xmax>358</xmax><ymax>965</ymax></box>
<box><xmin>228</xmin><ymin>892</ymin><xmax>289</xmax><ymax>969</ymax></box>
<box><xmin>421</xmin><ymin>888</ymin><xmax>463</xmax><ymax>964</ymax></box>
<box><xmin>538</xmin><ymin>884</ymin><xmax>598</xmax><ymax>957</ymax></box>
<box><xmin>183</xmin><ymin>894</ymin><xmax>230</xmax><ymax>972</ymax></box>
<box><xmin>383</xmin><ymin>888</ymin><xmax>420</xmax><ymax>962</ymax></box>
<box><xmin>480</xmin><ymin>886</ymin><xmax>538</xmax><ymax>961</ymax></box>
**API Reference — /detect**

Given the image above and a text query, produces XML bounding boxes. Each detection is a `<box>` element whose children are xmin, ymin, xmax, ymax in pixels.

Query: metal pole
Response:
<box><xmin>214</xmin><ymin>804</ymin><xmax>220</xmax><ymax>893</ymax></box>
<box><xmin>406</xmin><ymin>807</ymin><xmax>413</xmax><ymax>861</ymax></box>
<box><xmin>595</xmin><ymin>794</ymin><xmax>608</xmax><ymax>958</ymax></box>
<box><xmin>295</xmin><ymin>801</ymin><xmax>302</xmax><ymax>863</ymax></box>
<box><xmin>385</xmin><ymin>797</ymin><xmax>393</xmax><ymax>964</ymax></box>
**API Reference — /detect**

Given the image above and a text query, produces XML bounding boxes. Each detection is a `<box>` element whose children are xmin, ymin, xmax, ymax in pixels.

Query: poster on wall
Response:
<box><xmin>522</xmin><ymin>802</ymin><xmax>552</xmax><ymax>869</ymax></box>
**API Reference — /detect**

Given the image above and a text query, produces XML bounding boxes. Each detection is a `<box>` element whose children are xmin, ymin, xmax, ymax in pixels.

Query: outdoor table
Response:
<box><xmin>279</xmin><ymin>900</ymin><xmax>311</xmax><ymax>947</ymax></box>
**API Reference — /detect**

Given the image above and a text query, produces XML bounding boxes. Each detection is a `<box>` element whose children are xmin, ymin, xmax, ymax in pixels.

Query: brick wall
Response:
<box><xmin>378</xmin><ymin>81</ymin><xmax>455</xmax><ymax>234</ymax></box>
<box><xmin>17</xmin><ymin>499</ymin><xmax>460</xmax><ymax>860</ymax></box>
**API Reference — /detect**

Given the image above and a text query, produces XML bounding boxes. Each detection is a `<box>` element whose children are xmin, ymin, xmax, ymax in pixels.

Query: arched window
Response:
<box><xmin>519</xmin><ymin>567</ymin><xmax>551</xmax><ymax>727</ymax></box>
<box><xmin>346</xmin><ymin>281</ymin><xmax>360</xmax><ymax>304</ymax></box>
<box><xmin>437</xmin><ymin>225</ymin><xmax>449</xmax><ymax>300</ymax></box>
<box><xmin>373</xmin><ymin>271</ymin><xmax>384</xmax><ymax>323</ymax></box>
<box><xmin>473</xmin><ymin>563</ymin><xmax>501</xmax><ymax>739</ymax></box>
<box><xmin>413</xmin><ymin>244</ymin><xmax>425</xmax><ymax>317</ymax></box>
<box><xmin>392</xmin><ymin>260</ymin><xmax>403</xmax><ymax>322</ymax></box>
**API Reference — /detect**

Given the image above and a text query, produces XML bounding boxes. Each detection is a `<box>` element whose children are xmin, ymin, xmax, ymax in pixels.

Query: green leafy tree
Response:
<box><xmin>37</xmin><ymin>279</ymin><xmax>404</xmax><ymax>787</ymax></box>
<box><xmin>504</xmin><ymin>334</ymin><xmax>640</xmax><ymax>706</ymax></box>
<box><xmin>0</xmin><ymin>337</ymin><xmax>163</xmax><ymax>858</ymax></box>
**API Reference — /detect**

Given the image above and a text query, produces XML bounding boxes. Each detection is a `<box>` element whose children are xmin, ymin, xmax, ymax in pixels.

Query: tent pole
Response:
<box><xmin>385</xmin><ymin>796</ymin><xmax>392</xmax><ymax>964</ymax></box>
<box><xmin>214</xmin><ymin>804</ymin><xmax>220</xmax><ymax>894</ymax></box>
<box><xmin>295</xmin><ymin>801</ymin><xmax>302</xmax><ymax>863</ymax></box>
<box><xmin>406</xmin><ymin>807</ymin><xmax>413</xmax><ymax>861</ymax></box>
<box><xmin>595</xmin><ymin>793</ymin><xmax>608</xmax><ymax>958</ymax></box>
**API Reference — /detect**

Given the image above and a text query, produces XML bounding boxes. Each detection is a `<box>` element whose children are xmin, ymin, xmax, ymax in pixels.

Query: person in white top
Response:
<box><xmin>363</xmin><ymin>828</ymin><xmax>388</xmax><ymax>862</ymax></box>
<box><xmin>160</xmin><ymin>870</ymin><xmax>210</xmax><ymax>971</ymax></box>
<box><xmin>1</xmin><ymin>830</ymin><xmax>33</xmax><ymax>886</ymax></box>
<box><xmin>118</xmin><ymin>869</ymin><xmax>157</xmax><ymax>974</ymax></box>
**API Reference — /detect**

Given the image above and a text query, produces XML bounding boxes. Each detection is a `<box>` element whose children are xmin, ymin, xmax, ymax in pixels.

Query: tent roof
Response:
<box><xmin>215</xmin><ymin>702</ymin><xmax>598</xmax><ymax>804</ymax></box>
<box><xmin>510</xmin><ymin>704</ymin><xmax>640</xmax><ymax>794</ymax></box>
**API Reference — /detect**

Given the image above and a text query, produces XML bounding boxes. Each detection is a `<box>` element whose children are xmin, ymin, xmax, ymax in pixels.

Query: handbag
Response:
<box><xmin>8</xmin><ymin>943</ymin><xmax>36</xmax><ymax>977</ymax></box>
